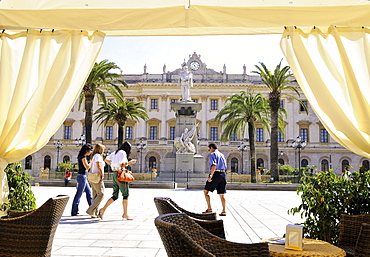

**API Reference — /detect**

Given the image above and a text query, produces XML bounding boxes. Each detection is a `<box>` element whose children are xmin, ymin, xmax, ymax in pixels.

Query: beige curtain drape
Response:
<box><xmin>281</xmin><ymin>26</ymin><xmax>370</xmax><ymax>158</ymax></box>
<box><xmin>0</xmin><ymin>30</ymin><xmax>105</xmax><ymax>214</ymax></box>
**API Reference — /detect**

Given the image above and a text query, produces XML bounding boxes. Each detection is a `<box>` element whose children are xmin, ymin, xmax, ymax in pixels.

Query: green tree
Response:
<box><xmin>94</xmin><ymin>90</ymin><xmax>149</xmax><ymax>147</ymax></box>
<box><xmin>253</xmin><ymin>60</ymin><xmax>302</xmax><ymax>182</ymax></box>
<box><xmin>79</xmin><ymin>60</ymin><xmax>127</xmax><ymax>144</ymax></box>
<box><xmin>215</xmin><ymin>91</ymin><xmax>269</xmax><ymax>183</ymax></box>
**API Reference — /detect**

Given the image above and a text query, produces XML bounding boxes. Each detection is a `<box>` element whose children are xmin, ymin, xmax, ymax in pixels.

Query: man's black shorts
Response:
<box><xmin>204</xmin><ymin>172</ymin><xmax>227</xmax><ymax>194</ymax></box>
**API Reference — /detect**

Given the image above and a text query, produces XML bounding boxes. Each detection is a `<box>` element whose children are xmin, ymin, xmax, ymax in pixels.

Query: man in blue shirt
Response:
<box><xmin>203</xmin><ymin>143</ymin><xmax>227</xmax><ymax>216</ymax></box>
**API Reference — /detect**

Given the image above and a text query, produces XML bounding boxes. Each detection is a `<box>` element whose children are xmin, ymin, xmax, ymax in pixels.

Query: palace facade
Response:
<box><xmin>23</xmin><ymin>53</ymin><xmax>369</xmax><ymax>177</ymax></box>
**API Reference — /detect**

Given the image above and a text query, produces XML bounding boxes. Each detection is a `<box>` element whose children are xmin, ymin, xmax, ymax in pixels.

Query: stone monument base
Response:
<box><xmin>176</xmin><ymin>152</ymin><xmax>194</xmax><ymax>172</ymax></box>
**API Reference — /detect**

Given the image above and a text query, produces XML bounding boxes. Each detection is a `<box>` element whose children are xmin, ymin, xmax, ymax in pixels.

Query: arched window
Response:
<box><xmin>278</xmin><ymin>158</ymin><xmax>285</xmax><ymax>165</ymax></box>
<box><xmin>44</xmin><ymin>155</ymin><xmax>51</xmax><ymax>169</ymax></box>
<box><xmin>301</xmin><ymin>159</ymin><xmax>308</xmax><ymax>168</ymax></box>
<box><xmin>63</xmin><ymin>155</ymin><xmax>70</xmax><ymax>163</ymax></box>
<box><xmin>362</xmin><ymin>160</ymin><xmax>369</xmax><ymax>171</ymax></box>
<box><xmin>342</xmin><ymin>159</ymin><xmax>350</xmax><ymax>172</ymax></box>
<box><xmin>25</xmin><ymin>155</ymin><xmax>32</xmax><ymax>170</ymax></box>
<box><xmin>321</xmin><ymin>159</ymin><xmax>329</xmax><ymax>171</ymax></box>
<box><xmin>231</xmin><ymin>157</ymin><xmax>238</xmax><ymax>173</ymax></box>
<box><xmin>257</xmin><ymin>158</ymin><xmax>264</xmax><ymax>169</ymax></box>
<box><xmin>149</xmin><ymin>156</ymin><xmax>156</xmax><ymax>170</ymax></box>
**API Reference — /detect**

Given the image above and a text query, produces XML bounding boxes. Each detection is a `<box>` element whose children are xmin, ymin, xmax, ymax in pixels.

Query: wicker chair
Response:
<box><xmin>154</xmin><ymin>196</ymin><xmax>225</xmax><ymax>238</ymax></box>
<box><xmin>338</xmin><ymin>214</ymin><xmax>370</xmax><ymax>257</ymax></box>
<box><xmin>155</xmin><ymin>213</ymin><xmax>270</xmax><ymax>257</ymax></box>
<box><xmin>0</xmin><ymin>195</ymin><xmax>69</xmax><ymax>257</ymax></box>
<box><xmin>154</xmin><ymin>196</ymin><xmax>216</xmax><ymax>220</ymax></box>
<box><xmin>354</xmin><ymin>223</ymin><xmax>370</xmax><ymax>257</ymax></box>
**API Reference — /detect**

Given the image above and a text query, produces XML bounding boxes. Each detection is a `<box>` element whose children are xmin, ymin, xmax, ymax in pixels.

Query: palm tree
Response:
<box><xmin>215</xmin><ymin>91</ymin><xmax>270</xmax><ymax>183</ymax></box>
<box><xmin>94</xmin><ymin>90</ymin><xmax>149</xmax><ymax>147</ymax></box>
<box><xmin>253</xmin><ymin>60</ymin><xmax>301</xmax><ymax>182</ymax></box>
<box><xmin>79</xmin><ymin>59</ymin><xmax>127</xmax><ymax>144</ymax></box>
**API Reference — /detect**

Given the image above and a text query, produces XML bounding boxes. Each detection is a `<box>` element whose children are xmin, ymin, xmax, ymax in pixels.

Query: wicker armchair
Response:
<box><xmin>0</xmin><ymin>195</ymin><xmax>69</xmax><ymax>257</ymax></box>
<box><xmin>155</xmin><ymin>213</ymin><xmax>270</xmax><ymax>257</ymax></box>
<box><xmin>338</xmin><ymin>214</ymin><xmax>370</xmax><ymax>257</ymax></box>
<box><xmin>154</xmin><ymin>196</ymin><xmax>225</xmax><ymax>238</ymax></box>
<box><xmin>154</xmin><ymin>196</ymin><xmax>216</xmax><ymax>220</ymax></box>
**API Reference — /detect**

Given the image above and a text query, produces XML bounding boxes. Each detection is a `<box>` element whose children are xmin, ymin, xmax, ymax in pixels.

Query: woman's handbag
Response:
<box><xmin>88</xmin><ymin>172</ymin><xmax>100</xmax><ymax>183</ymax></box>
<box><xmin>116</xmin><ymin>169</ymin><xmax>135</xmax><ymax>184</ymax></box>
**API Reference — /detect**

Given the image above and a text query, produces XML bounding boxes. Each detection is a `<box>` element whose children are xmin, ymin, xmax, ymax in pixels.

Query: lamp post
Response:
<box><xmin>75</xmin><ymin>134</ymin><xmax>86</xmax><ymax>147</ymax></box>
<box><xmin>136</xmin><ymin>141</ymin><xmax>146</xmax><ymax>173</ymax></box>
<box><xmin>54</xmin><ymin>140</ymin><xmax>64</xmax><ymax>171</ymax></box>
<box><xmin>291</xmin><ymin>136</ymin><xmax>306</xmax><ymax>177</ymax></box>
<box><xmin>237</xmin><ymin>142</ymin><xmax>248</xmax><ymax>174</ymax></box>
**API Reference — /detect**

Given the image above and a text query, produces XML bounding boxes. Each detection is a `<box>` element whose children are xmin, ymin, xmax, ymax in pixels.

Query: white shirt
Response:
<box><xmin>106</xmin><ymin>150</ymin><xmax>128</xmax><ymax>170</ymax></box>
<box><xmin>91</xmin><ymin>154</ymin><xmax>105</xmax><ymax>174</ymax></box>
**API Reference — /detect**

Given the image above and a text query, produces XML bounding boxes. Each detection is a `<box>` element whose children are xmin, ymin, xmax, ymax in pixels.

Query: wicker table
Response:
<box><xmin>269</xmin><ymin>239</ymin><xmax>346</xmax><ymax>257</ymax></box>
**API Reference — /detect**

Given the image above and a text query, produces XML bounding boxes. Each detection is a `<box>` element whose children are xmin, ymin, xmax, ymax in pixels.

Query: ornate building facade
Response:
<box><xmin>23</xmin><ymin>53</ymin><xmax>369</xmax><ymax>177</ymax></box>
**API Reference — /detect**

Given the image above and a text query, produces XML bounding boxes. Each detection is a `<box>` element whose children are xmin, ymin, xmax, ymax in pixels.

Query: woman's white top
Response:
<box><xmin>106</xmin><ymin>150</ymin><xmax>128</xmax><ymax>170</ymax></box>
<box><xmin>91</xmin><ymin>154</ymin><xmax>105</xmax><ymax>174</ymax></box>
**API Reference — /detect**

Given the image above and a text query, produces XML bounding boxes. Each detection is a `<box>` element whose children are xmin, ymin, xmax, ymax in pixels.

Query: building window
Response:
<box><xmin>211</xmin><ymin>99</ymin><xmax>218</xmax><ymax>110</ymax></box>
<box><xmin>127</xmin><ymin>99</ymin><xmax>134</xmax><ymax>102</ymax></box>
<box><xmin>171</xmin><ymin>99</ymin><xmax>177</xmax><ymax>103</ymax></box>
<box><xmin>169</xmin><ymin>127</ymin><xmax>175</xmax><ymax>140</ymax></box>
<box><xmin>362</xmin><ymin>160</ymin><xmax>369</xmax><ymax>171</ymax></box>
<box><xmin>257</xmin><ymin>158</ymin><xmax>264</xmax><ymax>169</ymax></box>
<box><xmin>301</xmin><ymin>159</ymin><xmax>308</xmax><ymax>168</ymax></box>
<box><xmin>106</xmin><ymin>126</ymin><xmax>113</xmax><ymax>140</ymax></box>
<box><xmin>44</xmin><ymin>155</ymin><xmax>51</xmax><ymax>169</ymax></box>
<box><xmin>300</xmin><ymin>128</ymin><xmax>308</xmax><ymax>142</ymax></box>
<box><xmin>256</xmin><ymin>128</ymin><xmax>264</xmax><ymax>142</ymax></box>
<box><xmin>125</xmin><ymin>126</ymin><xmax>133</xmax><ymax>140</ymax></box>
<box><xmin>64</xmin><ymin>126</ymin><xmax>72</xmax><ymax>139</ymax></box>
<box><xmin>320</xmin><ymin>129</ymin><xmax>329</xmax><ymax>143</ymax></box>
<box><xmin>149</xmin><ymin>156</ymin><xmax>157</xmax><ymax>170</ymax></box>
<box><xmin>63</xmin><ymin>155</ymin><xmax>70</xmax><ymax>163</ymax></box>
<box><xmin>300</xmin><ymin>100</ymin><xmax>308</xmax><ymax>112</ymax></box>
<box><xmin>25</xmin><ymin>155</ymin><xmax>32</xmax><ymax>169</ymax></box>
<box><xmin>278</xmin><ymin>131</ymin><xmax>284</xmax><ymax>142</ymax></box>
<box><xmin>280</xmin><ymin>100</ymin><xmax>284</xmax><ymax>108</ymax></box>
<box><xmin>342</xmin><ymin>159</ymin><xmax>350</xmax><ymax>172</ymax></box>
<box><xmin>151</xmin><ymin>99</ymin><xmax>158</xmax><ymax>109</ymax></box>
<box><xmin>210</xmin><ymin>127</ymin><xmax>218</xmax><ymax>141</ymax></box>
<box><xmin>150</xmin><ymin>126</ymin><xmax>157</xmax><ymax>140</ymax></box>
<box><xmin>231</xmin><ymin>132</ymin><xmax>238</xmax><ymax>141</ymax></box>
<box><xmin>193</xmin><ymin>99</ymin><xmax>198</xmax><ymax>103</ymax></box>
<box><xmin>231</xmin><ymin>157</ymin><xmax>238</xmax><ymax>173</ymax></box>
<box><xmin>278</xmin><ymin>158</ymin><xmax>285</xmax><ymax>165</ymax></box>
<box><xmin>321</xmin><ymin>159</ymin><xmax>329</xmax><ymax>171</ymax></box>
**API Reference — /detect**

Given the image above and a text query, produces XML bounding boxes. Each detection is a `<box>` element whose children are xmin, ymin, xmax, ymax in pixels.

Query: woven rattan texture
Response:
<box><xmin>154</xmin><ymin>196</ymin><xmax>225</xmax><ymax>238</ymax></box>
<box><xmin>338</xmin><ymin>214</ymin><xmax>370</xmax><ymax>257</ymax></box>
<box><xmin>155</xmin><ymin>213</ymin><xmax>270</xmax><ymax>257</ymax></box>
<box><xmin>354</xmin><ymin>223</ymin><xmax>370</xmax><ymax>257</ymax></box>
<box><xmin>0</xmin><ymin>195</ymin><xmax>69</xmax><ymax>257</ymax></box>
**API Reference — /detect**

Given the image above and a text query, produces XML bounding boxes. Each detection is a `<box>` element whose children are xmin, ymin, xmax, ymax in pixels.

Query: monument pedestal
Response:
<box><xmin>163</xmin><ymin>101</ymin><xmax>205</xmax><ymax>174</ymax></box>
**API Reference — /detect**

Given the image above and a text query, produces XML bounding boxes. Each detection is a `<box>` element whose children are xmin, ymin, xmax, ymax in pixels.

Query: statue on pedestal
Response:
<box><xmin>174</xmin><ymin>125</ymin><xmax>197</xmax><ymax>154</ymax></box>
<box><xmin>179</xmin><ymin>63</ymin><xmax>193</xmax><ymax>102</ymax></box>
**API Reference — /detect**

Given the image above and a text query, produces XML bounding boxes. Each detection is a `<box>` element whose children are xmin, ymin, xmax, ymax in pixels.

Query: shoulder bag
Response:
<box><xmin>87</xmin><ymin>161</ymin><xmax>101</xmax><ymax>183</ymax></box>
<box><xmin>117</xmin><ymin>169</ymin><xmax>135</xmax><ymax>184</ymax></box>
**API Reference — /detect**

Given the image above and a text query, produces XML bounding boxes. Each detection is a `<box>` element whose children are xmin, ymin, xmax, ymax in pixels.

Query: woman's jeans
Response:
<box><xmin>71</xmin><ymin>173</ymin><xmax>92</xmax><ymax>216</ymax></box>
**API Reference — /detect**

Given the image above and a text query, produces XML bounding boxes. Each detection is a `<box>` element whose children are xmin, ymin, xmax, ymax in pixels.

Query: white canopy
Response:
<box><xmin>0</xmin><ymin>0</ymin><xmax>370</xmax><ymax>214</ymax></box>
<box><xmin>0</xmin><ymin>0</ymin><xmax>370</xmax><ymax>36</ymax></box>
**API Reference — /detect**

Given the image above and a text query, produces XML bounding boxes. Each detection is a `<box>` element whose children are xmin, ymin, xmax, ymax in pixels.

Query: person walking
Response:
<box><xmin>203</xmin><ymin>143</ymin><xmax>227</xmax><ymax>216</ymax></box>
<box><xmin>71</xmin><ymin>144</ymin><xmax>93</xmax><ymax>216</ymax></box>
<box><xmin>86</xmin><ymin>143</ymin><xmax>106</xmax><ymax>218</ymax></box>
<box><xmin>64</xmin><ymin>167</ymin><xmax>72</xmax><ymax>187</ymax></box>
<box><xmin>99</xmin><ymin>142</ymin><xmax>136</xmax><ymax>220</ymax></box>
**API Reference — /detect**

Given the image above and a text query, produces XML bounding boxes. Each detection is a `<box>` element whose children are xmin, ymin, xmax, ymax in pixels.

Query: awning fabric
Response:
<box><xmin>0</xmin><ymin>0</ymin><xmax>370</xmax><ymax>36</ymax></box>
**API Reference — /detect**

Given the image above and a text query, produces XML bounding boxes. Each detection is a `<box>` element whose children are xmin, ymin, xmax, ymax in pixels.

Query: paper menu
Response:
<box><xmin>285</xmin><ymin>224</ymin><xmax>304</xmax><ymax>250</ymax></box>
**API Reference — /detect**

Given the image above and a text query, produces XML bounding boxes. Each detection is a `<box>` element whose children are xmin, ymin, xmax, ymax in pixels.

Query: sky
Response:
<box><xmin>97</xmin><ymin>34</ymin><xmax>288</xmax><ymax>75</ymax></box>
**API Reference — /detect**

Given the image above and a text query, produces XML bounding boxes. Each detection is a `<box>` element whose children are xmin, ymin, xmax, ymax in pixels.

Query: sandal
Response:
<box><xmin>202</xmin><ymin>209</ymin><xmax>212</xmax><ymax>213</ymax></box>
<box><xmin>219</xmin><ymin>212</ymin><xmax>226</xmax><ymax>216</ymax></box>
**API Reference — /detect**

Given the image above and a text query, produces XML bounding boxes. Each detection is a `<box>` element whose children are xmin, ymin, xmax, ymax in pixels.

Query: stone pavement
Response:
<box><xmin>32</xmin><ymin>186</ymin><xmax>304</xmax><ymax>257</ymax></box>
